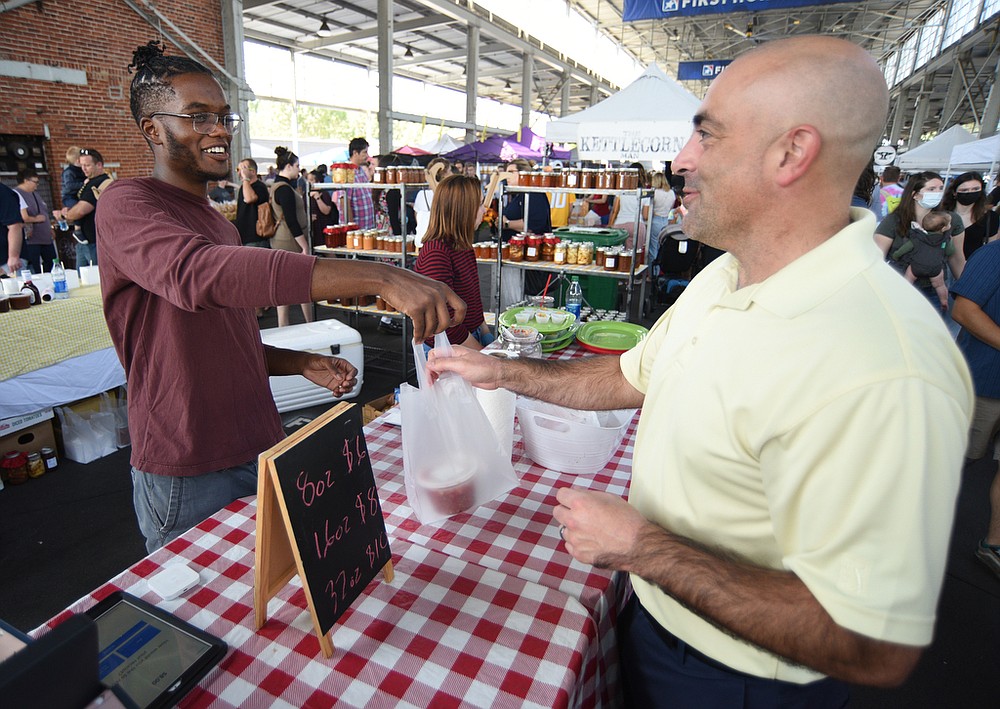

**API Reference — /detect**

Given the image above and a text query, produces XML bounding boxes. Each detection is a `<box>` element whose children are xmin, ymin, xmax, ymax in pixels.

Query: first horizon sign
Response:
<box><xmin>623</xmin><ymin>0</ymin><xmax>854</xmax><ymax>21</ymax></box>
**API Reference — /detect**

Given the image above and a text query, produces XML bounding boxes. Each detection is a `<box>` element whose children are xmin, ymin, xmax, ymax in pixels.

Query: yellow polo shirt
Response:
<box><xmin>619</xmin><ymin>209</ymin><xmax>973</xmax><ymax>683</ymax></box>
<box><xmin>548</xmin><ymin>192</ymin><xmax>573</xmax><ymax>228</ymax></box>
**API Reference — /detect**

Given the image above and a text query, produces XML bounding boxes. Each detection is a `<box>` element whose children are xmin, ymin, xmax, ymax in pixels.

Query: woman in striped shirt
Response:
<box><xmin>415</xmin><ymin>175</ymin><xmax>493</xmax><ymax>349</ymax></box>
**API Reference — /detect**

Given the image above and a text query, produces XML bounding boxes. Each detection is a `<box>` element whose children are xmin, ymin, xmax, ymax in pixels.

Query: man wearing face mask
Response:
<box><xmin>875</xmin><ymin>171</ymin><xmax>966</xmax><ymax>305</ymax></box>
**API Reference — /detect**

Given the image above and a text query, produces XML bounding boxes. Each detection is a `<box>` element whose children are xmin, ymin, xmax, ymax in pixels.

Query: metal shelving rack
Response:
<box><xmin>494</xmin><ymin>183</ymin><xmax>653</xmax><ymax>325</ymax></box>
<box><xmin>308</xmin><ymin>180</ymin><xmax>426</xmax><ymax>380</ymax></box>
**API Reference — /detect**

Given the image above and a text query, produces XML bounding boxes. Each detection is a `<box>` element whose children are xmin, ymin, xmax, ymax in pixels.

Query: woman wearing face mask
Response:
<box><xmin>942</xmin><ymin>172</ymin><xmax>999</xmax><ymax>260</ymax></box>
<box><xmin>875</xmin><ymin>171</ymin><xmax>966</xmax><ymax>289</ymax></box>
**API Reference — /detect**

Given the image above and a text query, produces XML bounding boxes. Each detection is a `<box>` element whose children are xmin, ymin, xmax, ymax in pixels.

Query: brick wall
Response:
<box><xmin>0</xmin><ymin>0</ymin><xmax>225</xmax><ymax>206</ymax></box>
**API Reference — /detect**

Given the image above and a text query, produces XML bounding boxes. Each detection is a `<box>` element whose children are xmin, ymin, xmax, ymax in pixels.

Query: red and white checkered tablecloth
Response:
<box><xmin>365</xmin><ymin>342</ymin><xmax>637</xmax><ymax>707</ymax></box>
<box><xmin>37</xmin><ymin>498</ymin><xmax>598</xmax><ymax>709</ymax></box>
<box><xmin>34</xmin><ymin>343</ymin><xmax>636</xmax><ymax>707</ymax></box>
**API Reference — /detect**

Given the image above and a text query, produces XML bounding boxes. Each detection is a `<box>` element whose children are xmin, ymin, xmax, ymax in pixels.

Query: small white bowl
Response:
<box><xmin>514</xmin><ymin>311</ymin><xmax>531</xmax><ymax>324</ymax></box>
<box><xmin>549</xmin><ymin>311</ymin><xmax>570</xmax><ymax>325</ymax></box>
<box><xmin>534</xmin><ymin>311</ymin><xmax>551</xmax><ymax>324</ymax></box>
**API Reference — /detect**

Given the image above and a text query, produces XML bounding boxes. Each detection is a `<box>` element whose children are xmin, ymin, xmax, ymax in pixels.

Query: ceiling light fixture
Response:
<box><xmin>404</xmin><ymin>45</ymin><xmax>414</xmax><ymax>58</ymax></box>
<box><xmin>504</xmin><ymin>79</ymin><xmax>512</xmax><ymax>91</ymax></box>
<box><xmin>317</xmin><ymin>18</ymin><xmax>332</xmax><ymax>38</ymax></box>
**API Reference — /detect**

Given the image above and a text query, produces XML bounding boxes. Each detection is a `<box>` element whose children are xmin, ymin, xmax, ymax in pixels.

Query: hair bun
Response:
<box><xmin>129</xmin><ymin>40</ymin><xmax>165</xmax><ymax>74</ymax></box>
<box><xmin>274</xmin><ymin>146</ymin><xmax>288</xmax><ymax>158</ymax></box>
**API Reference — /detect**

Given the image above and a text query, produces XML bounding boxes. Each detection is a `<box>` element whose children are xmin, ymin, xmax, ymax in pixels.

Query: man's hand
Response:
<box><xmin>379</xmin><ymin>269</ymin><xmax>467</xmax><ymax>343</ymax></box>
<box><xmin>302</xmin><ymin>355</ymin><xmax>358</xmax><ymax>397</ymax></box>
<box><xmin>553</xmin><ymin>487</ymin><xmax>647</xmax><ymax>568</ymax></box>
<box><xmin>7</xmin><ymin>256</ymin><xmax>23</xmax><ymax>275</ymax></box>
<box><xmin>427</xmin><ymin>346</ymin><xmax>503</xmax><ymax>389</ymax></box>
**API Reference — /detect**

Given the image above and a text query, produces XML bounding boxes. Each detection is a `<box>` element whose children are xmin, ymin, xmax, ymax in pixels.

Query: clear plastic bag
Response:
<box><xmin>399</xmin><ymin>333</ymin><xmax>519</xmax><ymax>524</ymax></box>
<box><xmin>56</xmin><ymin>402</ymin><xmax>117</xmax><ymax>464</ymax></box>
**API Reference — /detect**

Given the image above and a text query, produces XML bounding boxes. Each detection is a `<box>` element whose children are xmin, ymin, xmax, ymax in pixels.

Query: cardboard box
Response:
<box><xmin>0</xmin><ymin>418</ymin><xmax>56</xmax><ymax>455</ymax></box>
<box><xmin>0</xmin><ymin>408</ymin><xmax>54</xmax><ymax>438</ymax></box>
<box><xmin>363</xmin><ymin>394</ymin><xmax>397</xmax><ymax>425</ymax></box>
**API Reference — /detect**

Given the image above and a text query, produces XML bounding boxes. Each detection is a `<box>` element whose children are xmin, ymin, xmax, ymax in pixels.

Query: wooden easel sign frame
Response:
<box><xmin>254</xmin><ymin>402</ymin><xmax>393</xmax><ymax>658</ymax></box>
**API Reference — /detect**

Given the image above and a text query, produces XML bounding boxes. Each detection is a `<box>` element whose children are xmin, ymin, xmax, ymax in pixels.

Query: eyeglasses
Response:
<box><xmin>148</xmin><ymin>112</ymin><xmax>243</xmax><ymax>135</ymax></box>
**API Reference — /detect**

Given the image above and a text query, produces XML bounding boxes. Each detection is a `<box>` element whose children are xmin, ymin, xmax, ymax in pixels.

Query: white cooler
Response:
<box><xmin>259</xmin><ymin>320</ymin><xmax>364</xmax><ymax>413</ymax></box>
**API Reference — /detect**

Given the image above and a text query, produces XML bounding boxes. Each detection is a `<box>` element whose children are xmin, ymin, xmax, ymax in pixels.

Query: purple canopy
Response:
<box><xmin>444</xmin><ymin>128</ymin><xmax>572</xmax><ymax>163</ymax></box>
<box><xmin>444</xmin><ymin>134</ymin><xmax>542</xmax><ymax>163</ymax></box>
<box><xmin>507</xmin><ymin>127</ymin><xmax>573</xmax><ymax>161</ymax></box>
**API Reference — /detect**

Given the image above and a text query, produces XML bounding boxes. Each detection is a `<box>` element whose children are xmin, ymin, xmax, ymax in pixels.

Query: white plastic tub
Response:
<box><xmin>516</xmin><ymin>398</ymin><xmax>635</xmax><ymax>475</ymax></box>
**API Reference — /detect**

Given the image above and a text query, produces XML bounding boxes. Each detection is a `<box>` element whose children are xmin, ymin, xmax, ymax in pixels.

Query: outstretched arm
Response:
<box><xmin>427</xmin><ymin>346</ymin><xmax>644</xmax><ymax>410</ymax></box>
<box><xmin>310</xmin><ymin>259</ymin><xmax>466</xmax><ymax>343</ymax></box>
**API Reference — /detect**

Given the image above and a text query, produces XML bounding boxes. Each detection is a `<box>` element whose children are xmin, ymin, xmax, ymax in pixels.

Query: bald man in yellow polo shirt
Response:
<box><xmin>428</xmin><ymin>36</ymin><xmax>972</xmax><ymax>707</ymax></box>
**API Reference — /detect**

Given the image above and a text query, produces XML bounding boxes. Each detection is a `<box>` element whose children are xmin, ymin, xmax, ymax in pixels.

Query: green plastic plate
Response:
<box><xmin>575</xmin><ymin>321</ymin><xmax>649</xmax><ymax>354</ymax></box>
<box><xmin>499</xmin><ymin>307</ymin><xmax>577</xmax><ymax>335</ymax></box>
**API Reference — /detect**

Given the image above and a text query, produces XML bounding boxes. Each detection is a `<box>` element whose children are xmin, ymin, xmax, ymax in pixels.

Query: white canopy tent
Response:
<box><xmin>418</xmin><ymin>135</ymin><xmax>464</xmax><ymax>155</ymax></box>
<box><xmin>947</xmin><ymin>134</ymin><xmax>1000</xmax><ymax>174</ymax></box>
<box><xmin>545</xmin><ymin>64</ymin><xmax>700</xmax><ymax>162</ymax></box>
<box><xmin>894</xmin><ymin>125</ymin><xmax>975</xmax><ymax>171</ymax></box>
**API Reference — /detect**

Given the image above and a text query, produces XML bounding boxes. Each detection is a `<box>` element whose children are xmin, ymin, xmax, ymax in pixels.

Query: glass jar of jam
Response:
<box><xmin>525</xmin><ymin>235</ymin><xmax>542</xmax><ymax>262</ymax></box>
<box><xmin>542</xmin><ymin>235</ymin><xmax>558</xmax><ymax>261</ymax></box>
<box><xmin>501</xmin><ymin>242</ymin><xmax>511</xmax><ymax>260</ymax></box>
<box><xmin>362</xmin><ymin>232</ymin><xmax>376</xmax><ymax>250</ymax></box>
<box><xmin>578</xmin><ymin>242</ymin><xmax>594</xmax><ymax>265</ymax></box>
<box><xmin>543</xmin><ymin>171</ymin><xmax>558</xmax><ymax>188</ymax></box>
<box><xmin>488</xmin><ymin>242</ymin><xmax>498</xmax><ymax>260</ymax></box>
<box><xmin>595</xmin><ymin>247</ymin><xmax>606</xmax><ymax>268</ymax></box>
<box><xmin>618</xmin><ymin>249</ymin><xmax>634</xmax><ymax>273</ymax></box>
<box><xmin>386</xmin><ymin>167</ymin><xmax>398</xmax><ymax>184</ymax></box>
<box><xmin>2</xmin><ymin>451</ymin><xmax>28</xmax><ymax>485</ymax></box>
<box><xmin>323</xmin><ymin>226</ymin><xmax>337</xmax><ymax>248</ymax></box>
<box><xmin>508</xmin><ymin>235</ymin><xmax>525</xmax><ymax>262</ymax></box>
<box><xmin>604</xmin><ymin>248</ymin><xmax>619</xmax><ymax>271</ymax></box>
<box><xmin>372</xmin><ymin>167</ymin><xmax>385</xmax><ymax>183</ymax></box>
<box><xmin>581</xmin><ymin>168</ymin><xmax>597</xmax><ymax>189</ymax></box>
<box><xmin>41</xmin><ymin>446</ymin><xmax>58</xmax><ymax>471</ymax></box>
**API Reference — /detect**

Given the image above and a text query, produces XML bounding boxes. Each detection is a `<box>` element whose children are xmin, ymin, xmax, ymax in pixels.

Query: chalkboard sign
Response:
<box><xmin>254</xmin><ymin>402</ymin><xmax>393</xmax><ymax>657</ymax></box>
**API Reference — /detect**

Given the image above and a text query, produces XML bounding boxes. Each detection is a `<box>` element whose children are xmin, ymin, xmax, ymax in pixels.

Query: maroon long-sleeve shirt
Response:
<box><xmin>414</xmin><ymin>239</ymin><xmax>484</xmax><ymax>345</ymax></box>
<box><xmin>97</xmin><ymin>177</ymin><xmax>316</xmax><ymax>476</ymax></box>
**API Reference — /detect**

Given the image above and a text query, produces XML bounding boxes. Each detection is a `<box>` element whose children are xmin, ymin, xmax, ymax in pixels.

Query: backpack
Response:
<box><xmin>256</xmin><ymin>184</ymin><xmax>279</xmax><ymax>238</ymax></box>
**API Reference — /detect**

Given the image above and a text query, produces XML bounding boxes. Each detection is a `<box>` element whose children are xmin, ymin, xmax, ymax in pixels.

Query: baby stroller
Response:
<box><xmin>656</xmin><ymin>224</ymin><xmax>699</xmax><ymax>305</ymax></box>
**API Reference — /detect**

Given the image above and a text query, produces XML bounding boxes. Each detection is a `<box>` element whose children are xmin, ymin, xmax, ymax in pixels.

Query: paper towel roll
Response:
<box><xmin>475</xmin><ymin>387</ymin><xmax>516</xmax><ymax>461</ymax></box>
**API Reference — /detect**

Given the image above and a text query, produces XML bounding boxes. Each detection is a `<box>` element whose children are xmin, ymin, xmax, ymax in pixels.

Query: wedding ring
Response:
<box><xmin>559</xmin><ymin>525</ymin><xmax>566</xmax><ymax>541</ymax></box>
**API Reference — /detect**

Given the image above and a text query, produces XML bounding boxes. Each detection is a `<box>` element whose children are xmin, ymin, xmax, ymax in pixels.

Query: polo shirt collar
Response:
<box><xmin>717</xmin><ymin>208</ymin><xmax>881</xmax><ymax>318</ymax></box>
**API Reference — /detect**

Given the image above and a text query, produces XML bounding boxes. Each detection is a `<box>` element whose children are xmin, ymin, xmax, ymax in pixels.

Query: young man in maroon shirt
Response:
<box><xmin>97</xmin><ymin>42</ymin><xmax>464</xmax><ymax>552</ymax></box>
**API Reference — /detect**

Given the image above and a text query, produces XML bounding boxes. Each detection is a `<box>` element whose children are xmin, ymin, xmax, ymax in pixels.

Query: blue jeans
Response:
<box><xmin>131</xmin><ymin>461</ymin><xmax>258</xmax><ymax>553</ymax></box>
<box><xmin>75</xmin><ymin>241</ymin><xmax>98</xmax><ymax>268</ymax></box>
<box><xmin>619</xmin><ymin>597</ymin><xmax>850</xmax><ymax>708</ymax></box>
<box><xmin>649</xmin><ymin>216</ymin><xmax>669</xmax><ymax>268</ymax></box>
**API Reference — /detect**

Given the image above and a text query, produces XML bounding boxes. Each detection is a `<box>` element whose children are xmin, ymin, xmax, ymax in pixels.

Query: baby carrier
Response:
<box><xmin>892</xmin><ymin>228</ymin><xmax>951</xmax><ymax>278</ymax></box>
<box><xmin>656</xmin><ymin>224</ymin><xmax>699</xmax><ymax>305</ymax></box>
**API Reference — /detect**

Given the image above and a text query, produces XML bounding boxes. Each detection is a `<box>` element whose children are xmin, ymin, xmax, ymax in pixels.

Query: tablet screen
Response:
<box><xmin>91</xmin><ymin>598</ymin><xmax>216</xmax><ymax>708</ymax></box>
